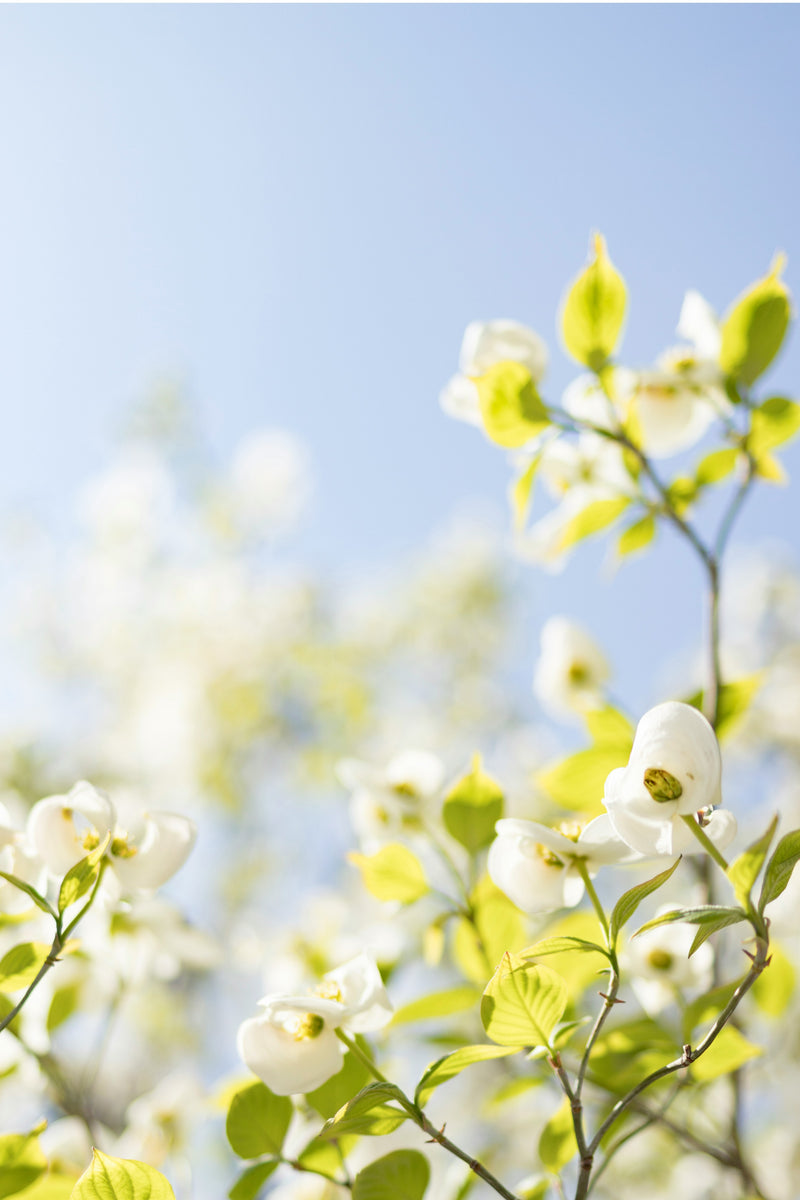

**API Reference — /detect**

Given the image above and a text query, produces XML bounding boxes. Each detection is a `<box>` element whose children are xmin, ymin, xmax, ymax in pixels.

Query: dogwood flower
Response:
<box><xmin>237</xmin><ymin>952</ymin><xmax>392</xmax><ymax>1095</ymax></box>
<box><xmin>0</xmin><ymin>802</ymin><xmax>46</xmax><ymax>913</ymax></box>
<box><xmin>533</xmin><ymin>616</ymin><xmax>611</xmax><ymax>717</ymax></box>
<box><xmin>440</xmin><ymin>319</ymin><xmax>548</xmax><ymax>429</ymax></box>
<box><xmin>27</xmin><ymin>781</ymin><xmax>196</xmax><ymax>894</ymax></box>
<box><xmin>488</xmin><ymin>814</ymin><xmax>641</xmax><ymax>914</ymax></box>
<box><xmin>603</xmin><ymin>701</ymin><xmax>736</xmax><ymax>857</ymax></box>
<box><xmin>336</xmin><ymin>750</ymin><xmax>444</xmax><ymax>849</ymax></box>
<box><xmin>624</xmin><ymin>915</ymin><xmax>713</xmax><ymax>1014</ymax></box>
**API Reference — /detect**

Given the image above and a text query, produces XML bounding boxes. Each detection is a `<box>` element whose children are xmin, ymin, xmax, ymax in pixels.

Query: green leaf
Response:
<box><xmin>228</xmin><ymin>1162</ymin><xmax>278</xmax><ymax>1200</ymax></box>
<box><xmin>726</xmin><ymin>816</ymin><xmax>778</xmax><ymax>906</ymax></box>
<box><xmin>688</xmin><ymin>909</ymin><xmax>749</xmax><ymax>956</ymax></box>
<box><xmin>13</xmin><ymin>1172</ymin><xmax>77</xmax><ymax>1199</ymax></box>
<box><xmin>70</xmin><ymin>1150</ymin><xmax>175</xmax><ymax>1200</ymax></box>
<box><xmin>720</xmin><ymin>256</ymin><xmax>791</xmax><ymax>386</ymax></box>
<box><xmin>591</xmin><ymin>1018</ymin><xmax>676</xmax><ymax>1094</ymax></box>
<box><xmin>686</xmin><ymin>674</ymin><xmax>763</xmax><ymax>741</ymax></box>
<box><xmin>695</xmin><ymin>447</ymin><xmax>740</xmax><ymax>486</ymax></box>
<box><xmin>538</xmin><ymin>745</ymin><xmax>630</xmax><ymax>815</ymax></box>
<box><xmin>0</xmin><ymin>874</ymin><xmax>57</xmax><ymax>920</ymax></box>
<box><xmin>306</xmin><ymin>1048</ymin><xmax>370</xmax><ymax>1119</ymax></box>
<box><xmin>349</xmin><ymin>843</ymin><xmax>429</xmax><ymax>904</ymax></box>
<box><xmin>474</xmin><ymin>362</ymin><xmax>550</xmax><ymax>448</ymax></box>
<box><xmin>749</xmin><ymin>396</ymin><xmax>800</xmax><ymax>456</ymax></box>
<box><xmin>616</xmin><ymin>513</ymin><xmax>656</xmax><ymax>558</ymax></box>
<box><xmin>609</xmin><ymin>858</ymin><xmax>682</xmax><ymax>944</ymax></box>
<box><xmin>0</xmin><ymin>1129</ymin><xmax>47</xmax><ymax>1199</ymax></box>
<box><xmin>481</xmin><ymin>953</ymin><xmax>567</xmax><ymax>1048</ymax></box>
<box><xmin>752</xmin><ymin>940</ymin><xmax>795</xmax><ymax>1017</ymax></box>
<box><xmin>47</xmin><ymin>983</ymin><xmax>81</xmax><ymax>1034</ymax></box>
<box><xmin>511</xmin><ymin>456</ymin><xmax>540</xmax><ymax>530</ymax></box>
<box><xmin>353</xmin><ymin>1150</ymin><xmax>430</xmax><ymax>1200</ymax></box>
<box><xmin>682</xmin><ymin>980</ymin><xmax>742</xmax><ymax>1040</ymax></box>
<box><xmin>391</xmin><ymin>986</ymin><xmax>480</xmax><ymax>1027</ymax></box>
<box><xmin>562</xmin><ymin>234</ymin><xmax>627</xmax><ymax>371</ymax></box>
<box><xmin>555</xmin><ymin>497</ymin><xmax>631</xmax><ymax>554</ymax></box>
<box><xmin>225</xmin><ymin>1082</ymin><xmax>292</xmax><ymax>1159</ymax></box>
<box><xmin>759</xmin><ymin>828</ymin><xmax>800</xmax><ymax>911</ymax></box>
<box><xmin>633</xmin><ymin>905</ymin><xmax>746</xmax><ymax>942</ymax></box>
<box><xmin>538</xmin><ymin>1098</ymin><xmax>577</xmax><ymax>1174</ymax></box>
<box><xmin>442</xmin><ymin>756</ymin><xmax>504</xmax><ymax>855</ymax></box>
<box><xmin>414</xmin><ymin>1044</ymin><xmax>517</xmax><ymax>1107</ymax></box>
<box><xmin>520</xmin><ymin>935</ymin><xmax>608</xmax><ymax>959</ymax></box>
<box><xmin>297</xmin><ymin>1134</ymin><xmax>358</xmax><ymax>1175</ymax></box>
<box><xmin>0</xmin><ymin>943</ymin><xmax>50</xmax><ymax>993</ymax></box>
<box><xmin>690</xmin><ymin>1026</ymin><xmax>761</xmax><ymax>1082</ymax></box>
<box><xmin>583</xmin><ymin>706</ymin><xmax>634</xmax><ymax>748</ymax></box>
<box><xmin>453</xmin><ymin>875</ymin><xmax>527</xmax><ymax>983</ymax></box>
<box><xmin>58</xmin><ymin>838</ymin><xmax>109</xmax><ymax>915</ymax></box>
<box><xmin>319</xmin><ymin>1083</ymin><xmax>408</xmax><ymax>1140</ymax></box>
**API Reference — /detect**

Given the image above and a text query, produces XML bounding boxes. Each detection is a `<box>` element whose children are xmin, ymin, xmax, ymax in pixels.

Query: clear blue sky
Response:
<box><xmin>0</xmin><ymin>4</ymin><xmax>799</xmax><ymax>712</ymax></box>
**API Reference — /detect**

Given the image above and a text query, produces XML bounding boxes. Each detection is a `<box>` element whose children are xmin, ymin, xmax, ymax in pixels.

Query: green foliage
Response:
<box><xmin>0</xmin><ymin>1128</ymin><xmax>47</xmax><ymax>1199</ymax></box>
<box><xmin>720</xmin><ymin>257</ymin><xmax>791</xmax><ymax>386</ymax></box>
<box><xmin>58</xmin><ymin>839</ymin><xmax>109</xmax><ymax>915</ymax></box>
<box><xmin>319</xmin><ymin>1083</ymin><xmax>408</xmax><ymax>1139</ymax></box>
<box><xmin>633</xmin><ymin>905</ymin><xmax>746</xmax><ymax>954</ymax></box>
<box><xmin>228</xmin><ymin>1162</ymin><xmax>278</xmax><ymax>1200</ymax></box>
<box><xmin>583</xmin><ymin>706</ymin><xmax>634</xmax><ymax>746</ymax></box>
<box><xmin>617</xmin><ymin>513</ymin><xmax>656</xmax><ymax>558</ymax></box>
<box><xmin>0</xmin><ymin>943</ymin><xmax>50</xmax><ymax>993</ymax></box>
<box><xmin>690</xmin><ymin>1026</ymin><xmax>761</xmax><ymax>1083</ymax></box>
<box><xmin>748</xmin><ymin>396</ymin><xmax>800</xmax><ymax>458</ymax></box>
<box><xmin>391</xmin><ymin>986</ymin><xmax>480</xmax><ymax>1027</ymax></box>
<box><xmin>528</xmin><ymin>912</ymin><xmax>610</xmax><ymax>1002</ymax></box>
<box><xmin>0</xmin><ymin>874</ymin><xmax>56</xmax><ymax>920</ymax></box>
<box><xmin>352</xmin><ymin>1151</ymin><xmax>430</xmax><ymax>1200</ymax></box>
<box><xmin>555</xmin><ymin>497</ymin><xmax>631</xmax><ymax>554</ymax></box>
<box><xmin>538</xmin><ymin>1097</ymin><xmax>577</xmax><ymax>1174</ymax></box>
<box><xmin>538</xmin><ymin>746</ymin><xmax>628</xmax><ymax>815</ymax></box>
<box><xmin>759</xmin><ymin>828</ymin><xmax>800</xmax><ymax>910</ymax></box>
<box><xmin>46</xmin><ymin>983</ymin><xmax>81</xmax><ymax>1034</ymax></box>
<box><xmin>752</xmin><ymin>941</ymin><xmax>796</xmax><ymax>1017</ymax></box>
<box><xmin>349</xmin><ymin>844</ymin><xmax>429</xmax><ymax>904</ymax></box>
<box><xmin>511</xmin><ymin>456</ymin><xmax>540</xmax><ymax>530</ymax></box>
<box><xmin>562</xmin><ymin>234</ymin><xmax>627</xmax><ymax>371</ymax></box>
<box><xmin>442</xmin><ymin>756</ymin><xmax>504</xmax><ymax>854</ymax></box>
<box><xmin>474</xmin><ymin>362</ymin><xmax>550</xmax><ymax>448</ymax></box>
<box><xmin>682</xmin><ymin>980</ymin><xmax>741</xmax><ymax>1039</ymax></box>
<box><xmin>695</xmin><ymin>447</ymin><xmax>739</xmax><ymax>486</ymax></box>
<box><xmin>297</xmin><ymin>1134</ymin><xmax>358</xmax><ymax>1175</ymax></box>
<box><xmin>70</xmin><ymin>1151</ymin><xmax>175</xmax><ymax>1200</ymax></box>
<box><xmin>453</xmin><ymin>875</ymin><xmax>527</xmax><ymax>983</ymax></box>
<box><xmin>306</xmin><ymin>1049</ymin><xmax>370</xmax><ymax>1119</ymax></box>
<box><xmin>686</xmin><ymin>674</ymin><xmax>762</xmax><ymax>741</ymax></box>
<box><xmin>727</xmin><ymin>816</ymin><xmax>778</xmax><ymax>907</ymax></box>
<box><xmin>414</xmin><ymin>1044</ymin><xmax>517</xmax><ymax>1107</ymax></box>
<box><xmin>481</xmin><ymin>953</ymin><xmax>567</xmax><ymax>1048</ymax></box>
<box><xmin>591</xmin><ymin>1018</ymin><xmax>676</xmax><ymax>1093</ymax></box>
<box><xmin>609</xmin><ymin>858</ymin><xmax>682</xmax><ymax>945</ymax></box>
<box><xmin>225</xmin><ymin>1083</ymin><xmax>292</xmax><ymax>1159</ymax></box>
<box><xmin>521</xmin><ymin>935</ymin><xmax>608</xmax><ymax>959</ymax></box>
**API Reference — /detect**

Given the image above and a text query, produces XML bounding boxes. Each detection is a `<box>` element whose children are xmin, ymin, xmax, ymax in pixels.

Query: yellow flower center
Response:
<box><xmin>567</xmin><ymin>661</ymin><xmax>590</xmax><ymax>686</ymax></box>
<box><xmin>556</xmin><ymin>820</ymin><xmax>583</xmax><ymax>843</ymax></box>
<box><xmin>110</xmin><ymin>836</ymin><xmax>138</xmax><ymax>859</ymax></box>
<box><xmin>643</xmin><ymin>767</ymin><xmax>683</xmax><ymax>803</ymax></box>
<box><xmin>314</xmin><ymin>980</ymin><xmax>343</xmax><ymax>1002</ymax></box>
<box><xmin>290</xmin><ymin>1012</ymin><xmax>325</xmax><ymax>1041</ymax></box>
<box><xmin>647</xmin><ymin>949</ymin><xmax>674</xmax><ymax>972</ymax></box>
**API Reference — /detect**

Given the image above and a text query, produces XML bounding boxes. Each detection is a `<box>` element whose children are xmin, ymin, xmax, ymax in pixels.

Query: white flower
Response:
<box><xmin>440</xmin><ymin>319</ymin><xmax>548</xmax><ymax>429</ymax></box>
<box><xmin>488</xmin><ymin>814</ymin><xmax>640</xmax><ymax>914</ymax></box>
<box><xmin>336</xmin><ymin>750</ymin><xmax>444</xmax><ymax>850</ymax></box>
<box><xmin>533</xmin><ymin>617</ymin><xmax>611</xmax><ymax>717</ymax></box>
<box><xmin>624</xmin><ymin>916</ymin><xmax>713</xmax><ymax>1014</ymax></box>
<box><xmin>27</xmin><ymin>781</ymin><xmax>196</xmax><ymax>894</ymax></box>
<box><xmin>237</xmin><ymin>953</ymin><xmax>392</xmax><ymax>1096</ymax></box>
<box><xmin>602</xmin><ymin>702</ymin><xmax>736</xmax><ymax>856</ymax></box>
<box><xmin>0</xmin><ymin>802</ymin><xmax>45</xmax><ymax>914</ymax></box>
<box><xmin>225</xmin><ymin>429</ymin><xmax>312</xmax><ymax>538</ymax></box>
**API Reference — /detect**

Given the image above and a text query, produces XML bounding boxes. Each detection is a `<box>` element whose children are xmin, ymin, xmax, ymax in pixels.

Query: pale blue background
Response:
<box><xmin>0</xmin><ymin>4</ymin><xmax>798</xmax><ymax>711</ymax></box>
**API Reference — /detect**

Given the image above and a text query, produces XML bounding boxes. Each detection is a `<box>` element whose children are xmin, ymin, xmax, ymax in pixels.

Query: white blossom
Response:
<box><xmin>602</xmin><ymin>702</ymin><xmax>736</xmax><ymax>856</ymax></box>
<box><xmin>440</xmin><ymin>319</ymin><xmax>548</xmax><ymax>429</ymax></box>
<box><xmin>336</xmin><ymin>750</ymin><xmax>444</xmax><ymax>850</ymax></box>
<box><xmin>238</xmin><ymin>953</ymin><xmax>392</xmax><ymax>1095</ymax></box>
<box><xmin>488</xmin><ymin>814</ymin><xmax>640</xmax><ymax>914</ymax></box>
<box><xmin>624</xmin><ymin>916</ymin><xmax>713</xmax><ymax>1014</ymax></box>
<box><xmin>533</xmin><ymin>616</ymin><xmax>611</xmax><ymax>717</ymax></box>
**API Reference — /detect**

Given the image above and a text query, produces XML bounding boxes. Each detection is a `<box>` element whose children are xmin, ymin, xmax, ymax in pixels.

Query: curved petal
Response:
<box><xmin>385</xmin><ymin>751</ymin><xmax>444</xmax><ymax>798</ymax></box>
<box><xmin>603</xmin><ymin>771</ymin><xmax>679</xmax><ymax>857</ymax></box>
<box><xmin>439</xmin><ymin>374</ymin><xmax>482</xmax><ymax>426</ymax></box>
<box><xmin>627</xmin><ymin>702</ymin><xmax>721</xmax><ymax>815</ymax></box>
<box><xmin>677</xmin><ymin>291</ymin><xmax>721</xmax><ymax>361</ymax></box>
<box><xmin>578</xmin><ymin>814</ymin><xmax>645</xmax><ymax>865</ymax></box>
<box><xmin>237</xmin><ymin>1014</ymin><xmax>344</xmax><ymax>1096</ymax></box>
<box><xmin>460</xmin><ymin>319</ymin><xmax>548</xmax><ymax>384</ymax></box>
<box><xmin>488</xmin><ymin>835</ymin><xmax>569</xmax><ymax>914</ymax></box>
<box><xmin>325</xmin><ymin>952</ymin><xmax>393</xmax><ymax>1032</ymax></box>
<box><xmin>27</xmin><ymin>784</ymin><xmax>116</xmax><ymax>877</ymax></box>
<box><xmin>111</xmin><ymin>811</ymin><xmax>197</xmax><ymax>892</ymax></box>
<box><xmin>633</xmin><ymin>384</ymin><xmax>717</xmax><ymax>458</ymax></box>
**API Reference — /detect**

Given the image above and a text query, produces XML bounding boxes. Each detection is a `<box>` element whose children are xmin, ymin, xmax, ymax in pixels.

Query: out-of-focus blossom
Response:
<box><xmin>223</xmin><ymin>429</ymin><xmax>312</xmax><ymax>539</ymax></box>
<box><xmin>336</xmin><ymin>750</ymin><xmax>445</xmax><ymax>850</ymax></box>
<box><xmin>533</xmin><ymin>616</ymin><xmax>611</xmax><ymax>716</ymax></box>
<box><xmin>624</xmin><ymin>916</ymin><xmax>713</xmax><ymax>1013</ymax></box>
<box><xmin>440</xmin><ymin>320</ymin><xmax>548</xmax><ymax>429</ymax></box>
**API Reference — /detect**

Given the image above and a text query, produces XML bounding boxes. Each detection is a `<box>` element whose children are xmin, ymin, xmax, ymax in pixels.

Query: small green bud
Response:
<box><xmin>643</xmin><ymin>767</ymin><xmax>683</xmax><ymax>803</ymax></box>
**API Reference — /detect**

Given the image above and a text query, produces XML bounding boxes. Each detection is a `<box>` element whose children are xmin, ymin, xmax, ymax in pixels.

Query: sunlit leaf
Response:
<box><xmin>349</xmin><ymin>844</ymin><xmax>429</xmax><ymax>904</ymax></box>
<box><xmin>481</xmin><ymin>953</ymin><xmax>567</xmax><ymax>1048</ymax></box>
<box><xmin>414</xmin><ymin>1044</ymin><xmax>517</xmax><ymax>1107</ymax></box>
<box><xmin>562</xmin><ymin>234</ymin><xmax>627</xmax><ymax>371</ymax></box>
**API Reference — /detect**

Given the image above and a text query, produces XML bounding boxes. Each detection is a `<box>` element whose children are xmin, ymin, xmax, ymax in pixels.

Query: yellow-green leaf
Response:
<box><xmin>695</xmin><ymin>447</ymin><xmax>740</xmax><ymax>486</ymax></box>
<box><xmin>391</xmin><ymin>986</ymin><xmax>480</xmax><ymax>1027</ymax></box>
<box><xmin>583</xmin><ymin>706</ymin><xmax>634</xmax><ymax>748</ymax></box>
<box><xmin>319</xmin><ymin>1083</ymin><xmax>408</xmax><ymax>1140</ymax></box>
<box><xmin>226</xmin><ymin>1082</ymin><xmax>292</xmax><ymax>1159</ymax></box>
<box><xmin>556</xmin><ymin>497</ymin><xmax>631</xmax><ymax>554</ymax></box>
<box><xmin>474</xmin><ymin>362</ymin><xmax>550</xmax><ymax>448</ymax></box>
<box><xmin>228</xmin><ymin>1162</ymin><xmax>278</xmax><ymax>1200</ymax></box>
<box><xmin>70</xmin><ymin>1150</ymin><xmax>175</xmax><ymax>1200</ymax></box>
<box><xmin>617</xmin><ymin>513</ymin><xmax>656</xmax><ymax>558</ymax></box>
<box><xmin>538</xmin><ymin>745</ymin><xmax>629</xmax><ymax>814</ymax></box>
<box><xmin>481</xmin><ymin>953</ymin><xmax>567</xmax><ymax>1048</ymax></box>
<box><xmin>759</xmin><ymin>828</ymin><xmax>800</xmax><ymax>911</ymax></box>
<box><xmin>538</xmin><ymin>1097</ymin><xmax>577</xmax><ymax>1174</ymax></box>
<box><xmin>720</xmin><ymin>256</ymin><xmax>791</xmax><ymax>386</ymax></box>
<box><xmin>511</xmin><ymin>456</ymin><xmax>540</xmax><ymax>530</ymax></box>
<box><xmin>0</xmin><ymin>1129</ymin><xmax>47</xmax><ymax>1199</ymax></box>
<box><xmin>690</xmin><ymin>1026</ymin><xmax>761</xmax><ymax>1082</ymax></box>
<box><xmin>749</xmin><ymin>395</ymin><xmax>800</xmax><ymax>457</ymax></box>
<box><xmin>352</xmin><ymin>1150</ymin><xmax>430</xmax><ymax>1200</ymax></box>
<box><xmin>414</xmin><ymin>1044</ymin><xmax>517</xmax><ymax>1108</ymax></box>
<box><xmin>726</xmin><ymin>816</ymin><xmax>778</xmax><ymax>907</ymax></box>
<box><xmin>349</xmin><ymin>843</ymin><xmax>429</xmax><ymax>904</ymax></box>
<box><xmin>562</xmin><ymin>234</ymin><xmax>627</xmax><ymax>371</ymax></box>
<box><xmin>0</xmin><ymin>943</ymin><xmax>50</xmax><ymax>993</ymax></box>
<box><xmin>442</xmin><ymin>755</ymin><xmax>504</xmax><ymax>854</ymax></box>
<box><xmin>751</xmin><ymin>940</ymin><xmax>795</xmax><ymax>1017</ymax></box>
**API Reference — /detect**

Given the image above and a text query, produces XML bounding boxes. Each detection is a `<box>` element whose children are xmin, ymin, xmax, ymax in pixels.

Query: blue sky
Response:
<box><xmin>0</xmin><ymin>4</ymin><xmax>798</xmax><ymax>712</ymax></box>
